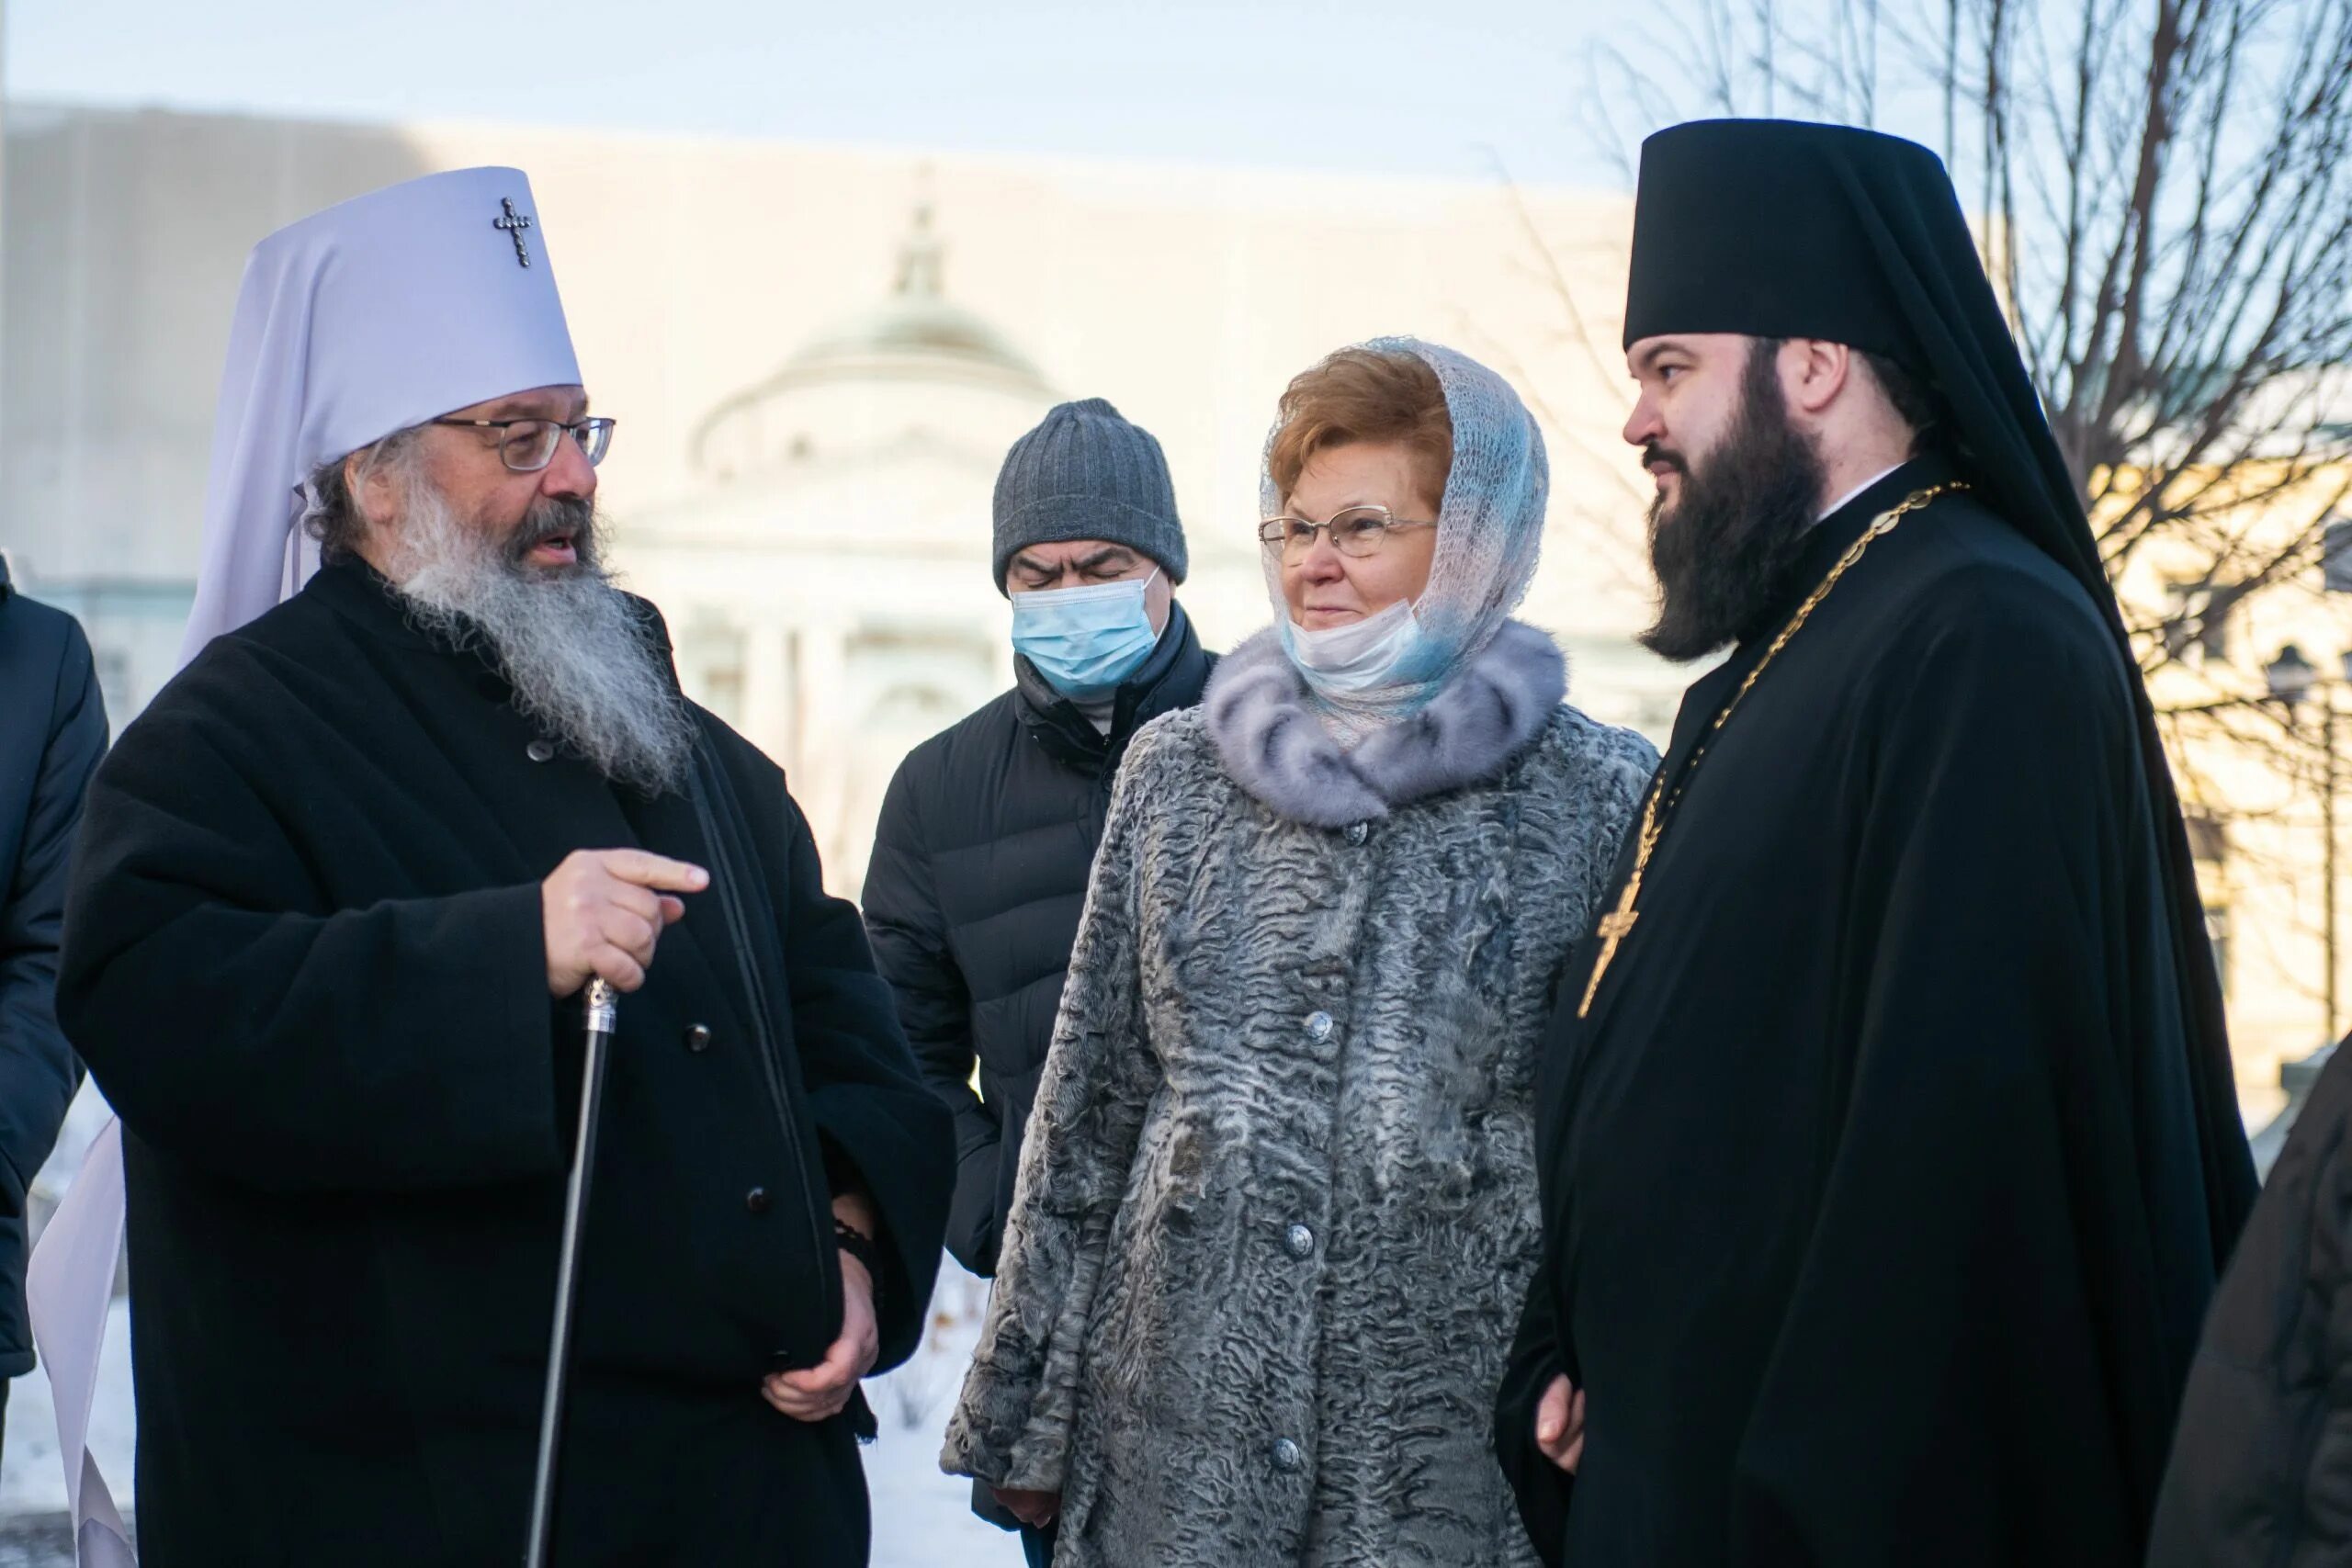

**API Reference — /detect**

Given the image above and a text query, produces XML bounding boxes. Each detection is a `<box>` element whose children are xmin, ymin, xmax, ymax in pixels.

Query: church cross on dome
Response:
<box><xmin>892</xmin><ymin>201</ymin><xmax>945</xmax><ymax>299</ymax></box>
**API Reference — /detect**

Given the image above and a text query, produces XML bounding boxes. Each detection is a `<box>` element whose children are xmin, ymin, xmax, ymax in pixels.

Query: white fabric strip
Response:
<box><xmin>27</xmin><ymin>1119</ymin><xmax>135</xmax><ymax>1564</ymax></box>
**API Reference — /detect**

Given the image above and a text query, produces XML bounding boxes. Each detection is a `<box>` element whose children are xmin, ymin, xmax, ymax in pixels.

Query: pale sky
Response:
<box><xmin>6</xmin><ymin>0</ymin><xmax>1632</xmax><ymax>185</ymax></box>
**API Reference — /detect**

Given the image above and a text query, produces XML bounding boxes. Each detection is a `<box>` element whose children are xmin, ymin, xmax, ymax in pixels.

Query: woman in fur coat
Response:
<box><xmin>942</xmin><ymin>338</ymin><xmax>1658</xmax><ymax>1567</ymax></box>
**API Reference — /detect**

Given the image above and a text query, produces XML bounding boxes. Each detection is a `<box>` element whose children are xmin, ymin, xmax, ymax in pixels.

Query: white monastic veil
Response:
<box><xmin>27</xmin><ymin>166</ymin><xmax>581</xmax><ymax>1564</ymax></box>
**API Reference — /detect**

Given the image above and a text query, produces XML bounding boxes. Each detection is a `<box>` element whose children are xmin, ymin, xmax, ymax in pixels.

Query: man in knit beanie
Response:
<box><xmin>863</xmin><ymin>398</ymin><xmax>1211</xmax><ymax>1565</ymax></box>
<box><xmin>989</xmin><ymin>397</ymin><xmax>1190</xmax><ymax>600</ymax></box>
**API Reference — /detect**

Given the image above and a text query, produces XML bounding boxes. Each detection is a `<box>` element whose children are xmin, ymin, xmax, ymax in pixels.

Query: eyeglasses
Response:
<box><xmin>1256</xmin><ymin>505</ymin><xmax>1436</xmax><ymax>561</ymax></box>
<box><xmin>430</xmin><ymin>415</ymin><xmax>617</xmax><ymax>473</ymax></box>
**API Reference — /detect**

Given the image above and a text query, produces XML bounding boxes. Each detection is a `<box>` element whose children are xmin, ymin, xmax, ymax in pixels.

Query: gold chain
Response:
<box><xmin>1577</xmin><ymin>482</ymin><xmax>1969</xmax><ymax>1019</ymax></box>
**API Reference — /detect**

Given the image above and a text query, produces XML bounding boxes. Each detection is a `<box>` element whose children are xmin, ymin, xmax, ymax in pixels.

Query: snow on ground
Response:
<box><xmin>2</xmin><ymin>1258</ymin><xmax>1018</xmax><ymax>1565</ymax></box>
<box><xmin>865</xmin><ymin>1259</ymin><xmax>1023</xmax><ymax>1566</ymax></box>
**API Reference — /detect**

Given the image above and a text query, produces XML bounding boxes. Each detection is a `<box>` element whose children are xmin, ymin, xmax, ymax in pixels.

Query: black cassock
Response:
<box><xmin>1496</xmin><ymin>460</ymin><xmax>2238</xmax><ymax>1566</ymax></box>
<box><xmin>57</xmin><ymin>559</ymin><xmax>951</xmax><ymax>1566</ymax></box>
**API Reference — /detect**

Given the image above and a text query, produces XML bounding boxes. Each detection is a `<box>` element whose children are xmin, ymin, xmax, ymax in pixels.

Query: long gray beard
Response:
<box><xmin>385</xmin><ymin>485</ymin><xmax>696</xmax><ymax>796</ymax></box>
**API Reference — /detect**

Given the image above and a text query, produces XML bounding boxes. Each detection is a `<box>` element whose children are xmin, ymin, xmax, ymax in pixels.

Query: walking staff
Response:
<box><xmin>526</xmin><ymin>976</ymin><xmax>618</xmax><ymax>1568</ymax></box>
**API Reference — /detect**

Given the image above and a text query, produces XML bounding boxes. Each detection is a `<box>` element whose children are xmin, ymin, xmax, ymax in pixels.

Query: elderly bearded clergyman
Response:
<box><xmin>54</xmin><ymin>170</ymin><xmax>951</xmax><ymax>1565</ymax></box>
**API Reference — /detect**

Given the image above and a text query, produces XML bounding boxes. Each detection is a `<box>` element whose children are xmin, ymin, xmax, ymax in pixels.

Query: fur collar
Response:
<box><xmin>1203</xmin><ymin>619</ymin><xmax>1566</xmax><ymax>828</ymax></box>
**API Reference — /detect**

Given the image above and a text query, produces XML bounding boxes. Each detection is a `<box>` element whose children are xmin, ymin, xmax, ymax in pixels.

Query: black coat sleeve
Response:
<box><xmin>775</xmin><ymin>786</ymin><xmax>953</xmax><ymax>1373</ymax></box>
<box><xmin>863</xmin><ymin>754</ymin><xmax>1002</xmax><ymax>1273</ymax></box>
<box><xmin>1495</xmin><ymin>1278</ymin><xmax>1574</xmax><ymax>1568</ymax></box>
<box><xmin>1724</xmin><ymin>570</ymin><xmax>2199</xmax><ymax>1565</ymax></box>
<box><xmin>0</xmin><ymin>616</ymin><xmax>106</xmax><ymax>1217</ymax></box>
<box><xmin>56</xmin><ymin>663</ymin><xmax>560</xmax><ymax>1195</ymax></box>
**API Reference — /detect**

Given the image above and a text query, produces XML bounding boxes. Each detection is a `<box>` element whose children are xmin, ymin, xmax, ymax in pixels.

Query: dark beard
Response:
<box><xmin>1638</xmin><ymin>344</ymin><xmax>1828</xmax><ymax>662</ymax></box>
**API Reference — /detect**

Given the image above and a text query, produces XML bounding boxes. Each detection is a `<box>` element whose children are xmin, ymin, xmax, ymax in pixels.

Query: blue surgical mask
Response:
<box><xmin>1011</xmin><ymin>570</ymin><xmax>1162</xmax><ymax>703</ymax></box>
<box><xmin>1279</xmin><ymin>596</ymin><xmax>1428</xmax><ymax>698</ymax></box>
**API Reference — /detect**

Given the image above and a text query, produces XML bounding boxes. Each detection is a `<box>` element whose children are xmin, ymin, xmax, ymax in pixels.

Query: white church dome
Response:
<box><xmin>690</xmin><ymin>203</ymin><xmax>1055</xmax><ymax>481</ymax></box>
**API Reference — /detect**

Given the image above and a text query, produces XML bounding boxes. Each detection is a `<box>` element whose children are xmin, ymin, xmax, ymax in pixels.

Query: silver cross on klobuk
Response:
<box><xmin>495</xmin><ymin>197</ymin><xmax>534</xmax><ymax>268</ymax></box>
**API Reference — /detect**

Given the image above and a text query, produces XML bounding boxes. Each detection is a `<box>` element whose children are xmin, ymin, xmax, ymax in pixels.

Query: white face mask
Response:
<box><xmin>1279</xmin><ymin>596</ymin><xmax>1426</xmax><ymax>695</ymax></box>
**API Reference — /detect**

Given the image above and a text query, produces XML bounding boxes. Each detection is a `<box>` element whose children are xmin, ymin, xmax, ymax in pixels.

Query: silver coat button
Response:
<box><xmin>1305</xmin><ymin>1011</ymin><xmax>1333</xmax><ymax>1041</ymax></box>
<box><xmin>1271</xmin><ymin>1437</ymin><xmax>1303</xmax><ymax>1472</ymax></box>
<box><xmin>526</xmin><ymin>739</ymin><xmax>555</xmax><ymax>762</ymax></box>
<box><xmin>1346</xmin><ymin>822</ymin><xmax>1370</xmax><ymax>846</ymax></box>
<box><xmin>1284</xmin><ymin>1224</ymin><xmax>1316</xmax><ymax>1258</ymax></box>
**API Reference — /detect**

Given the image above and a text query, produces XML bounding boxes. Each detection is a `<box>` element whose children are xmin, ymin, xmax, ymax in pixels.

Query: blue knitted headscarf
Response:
<box><xmin>1261</xmin><ymin>336</ymin><xmax>1550</xmax><ymax>731</ymax></box>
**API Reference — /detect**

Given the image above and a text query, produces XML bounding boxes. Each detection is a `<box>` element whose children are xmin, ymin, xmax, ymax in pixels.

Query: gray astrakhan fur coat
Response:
<box><xmin>941</xmin><ymin>620</ymin><xmax>1657</xmax><ymax>1566</ymax></box>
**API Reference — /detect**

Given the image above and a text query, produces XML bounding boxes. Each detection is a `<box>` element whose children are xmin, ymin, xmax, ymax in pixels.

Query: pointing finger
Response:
<box><xmin>597</xmin><ymin>850</ymin><xmax>710</xmax><ymax>895</ymax></box>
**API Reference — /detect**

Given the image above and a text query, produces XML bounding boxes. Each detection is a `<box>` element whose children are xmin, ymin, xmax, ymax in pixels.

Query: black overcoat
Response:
<box><xmin>57</xmin><ymin>558</ymin><xmax>950</xmax><ymax>1566</ymax></box>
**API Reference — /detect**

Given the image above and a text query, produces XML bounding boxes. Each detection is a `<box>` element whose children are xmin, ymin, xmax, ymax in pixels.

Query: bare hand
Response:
<box><xmin>1534</xmin><ymin>1374</ymin><xmax>1587</xmax><ymax>1473</ymax></box>
<box><xmin>762</xmin><ymin>1252</ymin><xmax>880</xmax><ymax>1422</ymax></box>
<box><xmin>542</xmin><ymin>849</ymin><xmax>707</xmax><ymax>996</ymax></box>
<box><xmin>993</xmin><ymin>1487</ymin><xmax>1060</xmax><ymax>1529</ymax></box>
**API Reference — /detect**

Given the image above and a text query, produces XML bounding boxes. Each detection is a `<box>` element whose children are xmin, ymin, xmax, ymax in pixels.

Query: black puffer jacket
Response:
<box><xmin>2149</xmin><ymin>1037</ymin><xmax>2352</xmax><ymax>1567</ymax></box>
<box><xmin>864</xmin><ymin>605</ymin><xmax>1213</xmax><ymax>1275</ymax></box>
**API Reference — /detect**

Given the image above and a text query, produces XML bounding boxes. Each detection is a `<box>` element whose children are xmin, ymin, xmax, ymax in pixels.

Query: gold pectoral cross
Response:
<box><xmin>1577</xmin><ymin>874</ymin><xmax>1643</xmax><ymax>1018</ymax></box>
<box><xmin>1559</xmin><ymin>485</ymin><xmax>1966</xmax><ymax>1026</ymax></box>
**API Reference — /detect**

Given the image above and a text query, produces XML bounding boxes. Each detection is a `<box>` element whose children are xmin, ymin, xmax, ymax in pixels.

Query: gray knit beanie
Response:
<box><xmin>992</xmin><ymin>398</ymin><xmax>1187</xmax><ymax>592</ymax></box>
